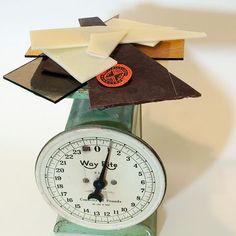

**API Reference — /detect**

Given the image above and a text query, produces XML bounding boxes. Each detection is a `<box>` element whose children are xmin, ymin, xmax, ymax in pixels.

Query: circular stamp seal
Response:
<box><xmin>96</xmin><ymin>64</ymin><xmax>132</xmax><ymax>87</ymax></box>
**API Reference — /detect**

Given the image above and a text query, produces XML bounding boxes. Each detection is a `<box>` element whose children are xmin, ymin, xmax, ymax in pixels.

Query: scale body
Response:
<box><xmin>35</xmin><ymin>89</ymin><xmax>166</xmax><ymax>236</ymax></box>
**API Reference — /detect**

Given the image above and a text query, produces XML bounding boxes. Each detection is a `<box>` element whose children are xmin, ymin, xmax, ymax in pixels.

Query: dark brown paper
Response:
<box><xmin>79</xmin><ymin>17</ymin><xmax>201</xmax><ymax>108</ymax></box>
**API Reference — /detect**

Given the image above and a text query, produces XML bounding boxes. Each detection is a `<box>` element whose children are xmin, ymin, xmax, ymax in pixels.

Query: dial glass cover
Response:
<box><xmin>35</xmin><ymin>126</ymin><xmax>166</xmax><ymax>230</ymax></box>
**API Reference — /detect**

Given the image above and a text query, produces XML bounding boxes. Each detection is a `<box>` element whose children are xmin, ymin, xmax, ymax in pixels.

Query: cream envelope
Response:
<box><xmin>87</xmin><ymin>31</ymin><xmax>127</xmax><ymax>58</ymax></box>
<box><xmin>30</xmin><ymin>22</ymin><xmax>206</xmax><ymax>51</ymax></box>
<box><xmin>106</xmin><ymin>18</ymin><xmax>175</xmax><ymax>47</ymax></box>
<box><xmin>43</xmin><ymin>47</ymin><xmax>117</xmax><ymax>83</ymax></box>
<box><xmin>30</xmin><ymin>26</ymin><xmax>122</xmax><ymax>50</ymax></box>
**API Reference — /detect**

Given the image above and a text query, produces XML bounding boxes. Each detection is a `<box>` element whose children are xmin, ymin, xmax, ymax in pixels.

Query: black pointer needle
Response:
<box><xmin>88</xmin><ymin>144</ymin><xmax>111</xmax><ymax>202</ymax></box>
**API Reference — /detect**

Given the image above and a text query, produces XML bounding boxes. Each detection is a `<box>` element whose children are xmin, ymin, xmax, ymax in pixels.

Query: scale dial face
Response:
<box><xmin>35</xmin><ymin>126</ymin><xmax>166</xmax><ymax>230</ymax></box>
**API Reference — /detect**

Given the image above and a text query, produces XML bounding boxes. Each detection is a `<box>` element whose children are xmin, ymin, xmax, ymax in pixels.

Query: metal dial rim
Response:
<box><xmin>35</xmin><ymin>125</ymin><xmax>166</xmax><ymax>230</ymax></box>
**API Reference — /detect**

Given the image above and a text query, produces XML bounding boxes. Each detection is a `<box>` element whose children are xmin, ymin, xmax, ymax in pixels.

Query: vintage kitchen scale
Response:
<box><xmin>3</xmin><ymin>16</ymin><xmax>204</xmax><ymax>236</ymax></box>
<box><xmin>35</xmin><ymin>90</ymin><xmax>166</xmax><ymax>236</ymax></box>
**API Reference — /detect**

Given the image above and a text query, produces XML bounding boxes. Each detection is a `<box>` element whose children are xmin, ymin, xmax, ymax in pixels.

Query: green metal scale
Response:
<box><xmin>35</xmin><ymin>88</ymin><xmax>166</xmax><ymax>236</ymax></box>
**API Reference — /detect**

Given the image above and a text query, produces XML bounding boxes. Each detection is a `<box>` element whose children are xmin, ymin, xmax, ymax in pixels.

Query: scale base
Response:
<box><xmin>54</xmin><ymin>211</ymin><xmax>157</xmax><ymax>236</ymax></box>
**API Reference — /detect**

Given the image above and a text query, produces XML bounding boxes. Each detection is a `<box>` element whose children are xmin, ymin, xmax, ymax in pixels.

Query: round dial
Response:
<box><xmin>35</xmin><ymin>126</ymin><xmax>166</xmax><ymax>230</ymax></box>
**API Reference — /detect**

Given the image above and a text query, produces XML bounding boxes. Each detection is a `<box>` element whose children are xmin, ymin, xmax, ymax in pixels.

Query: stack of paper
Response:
<box><xmin>3</xmin><ymin>16</ymin><xmax>206</xmax><ymax>106</ymax></box>
<box><xmin>30</xmin><ymin>18</ymin><xmax>206</xmax><ymax>83</ymax></box>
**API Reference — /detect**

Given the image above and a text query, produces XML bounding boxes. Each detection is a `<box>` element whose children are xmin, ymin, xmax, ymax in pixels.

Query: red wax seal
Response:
<box><xmin>96</xmin><ymin>64</ymin><xmax>132</xmax><ymax>87</ymax></box>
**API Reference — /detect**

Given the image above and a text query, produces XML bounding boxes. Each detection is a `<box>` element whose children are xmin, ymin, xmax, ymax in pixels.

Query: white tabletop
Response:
<box><xmin>0</xmin><ymin>1</ymin><xmax>236</xmax><ymax>235</ymax></box>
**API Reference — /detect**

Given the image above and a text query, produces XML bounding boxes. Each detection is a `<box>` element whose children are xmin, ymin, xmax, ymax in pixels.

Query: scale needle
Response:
<box><xmin>88</xmin><ymin>142</ymin><xmax>112</xmax><ymax>202</ymax></box>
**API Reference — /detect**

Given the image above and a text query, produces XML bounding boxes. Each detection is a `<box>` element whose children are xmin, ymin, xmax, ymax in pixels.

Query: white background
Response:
<box><xmin>1</xmin><ymin>1</ymin><xmax>236</xmax><ymax>235</ymax></box>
